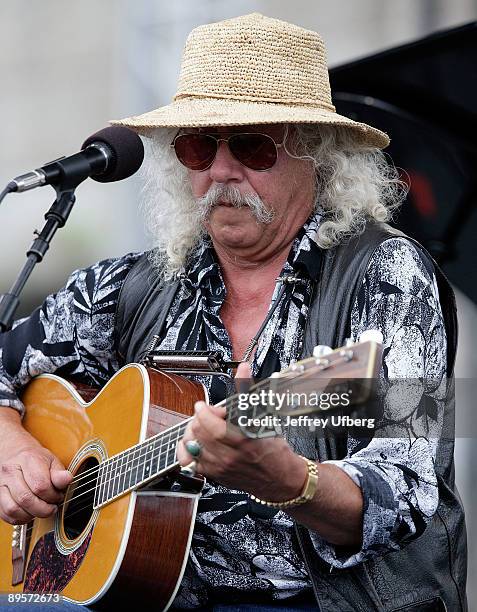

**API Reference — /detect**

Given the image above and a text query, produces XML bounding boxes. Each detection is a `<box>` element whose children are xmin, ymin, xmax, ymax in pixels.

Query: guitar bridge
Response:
<box><xmin>11</xmin><ymin>522</ymin><xmax>30</xmax><ymax>586</ymax></box>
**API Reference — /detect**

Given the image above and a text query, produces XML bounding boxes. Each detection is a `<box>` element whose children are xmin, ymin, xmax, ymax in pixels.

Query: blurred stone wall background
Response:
<box><xmin>1</xmin><ymin>0</ymin><xmax>476</xmax><ymax>606</ymax></box>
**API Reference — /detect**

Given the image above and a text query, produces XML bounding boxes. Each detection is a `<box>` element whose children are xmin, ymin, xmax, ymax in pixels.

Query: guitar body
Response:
<box><xmin>0</xmin><ymin>364</ymin><xmax>206</xmax><ymax>610</ymax></box>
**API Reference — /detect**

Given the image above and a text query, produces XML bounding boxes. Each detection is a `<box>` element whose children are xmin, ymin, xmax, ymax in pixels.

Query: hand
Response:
<box><xmin>0</xmin><ymin>413</ymin><xmax>73</xmax><ymax>525</ymax></box>
<box><xmin>177</xmin><ymin>362</ymin><xmax>308</xmax><ymax>502</ymax></box>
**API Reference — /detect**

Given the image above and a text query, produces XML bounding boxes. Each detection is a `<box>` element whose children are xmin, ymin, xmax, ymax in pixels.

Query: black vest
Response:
<box><xmin>114</xmin><ymin>223</ymin><xmax>467</xmax><ymax>611</ymax></box>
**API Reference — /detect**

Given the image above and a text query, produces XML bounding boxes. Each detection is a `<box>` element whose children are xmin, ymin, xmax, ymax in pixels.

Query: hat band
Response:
<box><xmin>173</xmin><ymin>91</ymin><xmax>336</xmax><ymax>112</ymax></box>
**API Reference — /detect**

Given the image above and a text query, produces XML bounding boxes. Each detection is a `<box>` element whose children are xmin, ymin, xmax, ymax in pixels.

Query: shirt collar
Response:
<box><xmin>179</xmin><ymin>241</ymin><xmax>215</xmax><ymax>292</ymax></box>
<box><xmin>287</xmin><ymin>209</ymin><xmax>323</xmax><ymax>282</ymax></box>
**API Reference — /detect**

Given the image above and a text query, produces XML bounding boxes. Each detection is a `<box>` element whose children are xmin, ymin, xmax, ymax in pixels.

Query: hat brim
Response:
<box><xmin>110</xmin><ymin>97</ymin><xmax>389</xmax><ymax>149</ymax></box>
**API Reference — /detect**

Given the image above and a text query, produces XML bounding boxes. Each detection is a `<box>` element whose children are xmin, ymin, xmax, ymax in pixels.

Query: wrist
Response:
<box><xmin>0</xmin><ymin>404</ymin><xmax>23</xmax><ymax>424</ymax></box>
<box><xmin>282</xmin><ymin>452</ymin><xmax>309</xmax><ymax>500</ymax></box>
<box><xmin>250</xmin><ymin>455</ymin><xmax>319</xmax><ymax>510</ymax></box>
<box><xmin>254</xmin><ymin>450</ymin><xmax>307</xmax><ymax>503</ymax></box>
<box><xmin>0</xmin><ymin>418</ymin><xmax>39</xmax><ymax>454</ymax></box>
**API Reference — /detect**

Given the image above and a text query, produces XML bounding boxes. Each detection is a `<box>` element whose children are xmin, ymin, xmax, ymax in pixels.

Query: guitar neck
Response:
<box><xmin>93</xmin><ymin>387</ymin><xmax>251</xmax><ymax>507</ymax></box>
<box><xmin>94</xmin><ymin>416</ymin><xmax>191</xmax><ymax>508</ymax></box>
<box><xmin>93</xmin><ymin>338</ymin><xmax>381</xmax><ymax>508</ymax></box>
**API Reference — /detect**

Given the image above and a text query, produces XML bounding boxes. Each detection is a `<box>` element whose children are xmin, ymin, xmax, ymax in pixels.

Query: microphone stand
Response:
<box><xmin>0</xmin><ymin>191</ymin><xmax>75</xmax><ymax>332</ymax></box>
<box><xmin>0</xmin><ymin>158</ymin><xmax>91</xmax><ymax>331</ymax></box>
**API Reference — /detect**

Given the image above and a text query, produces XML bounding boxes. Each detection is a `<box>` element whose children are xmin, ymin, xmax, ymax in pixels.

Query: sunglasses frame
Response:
<box><xmin>170</xmin><ymin>130</ymin><xmax>286</xmax><ymax>172</ymax></box>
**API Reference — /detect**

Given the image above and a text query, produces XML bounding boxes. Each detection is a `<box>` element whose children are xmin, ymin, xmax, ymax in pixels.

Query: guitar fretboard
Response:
<box><xmin>94</xmin><ymin>419</ymin><xmax>189</xmax><ymax>507</ymax></box>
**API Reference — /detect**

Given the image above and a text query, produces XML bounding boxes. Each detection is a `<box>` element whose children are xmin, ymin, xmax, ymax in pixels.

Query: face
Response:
<box><xmin>183</xmin><ymin>124</ymin><xmax>316</xmax><ymax>265</ymax></box>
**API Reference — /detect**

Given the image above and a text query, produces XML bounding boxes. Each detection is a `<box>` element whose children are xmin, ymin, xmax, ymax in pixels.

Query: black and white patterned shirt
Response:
<box><xmin>0</xmin><ymin>212</ymin><xmax>446</xmax><ymax>608</ymax></box>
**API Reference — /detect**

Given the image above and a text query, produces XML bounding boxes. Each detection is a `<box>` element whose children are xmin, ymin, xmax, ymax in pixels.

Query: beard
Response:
<box><xmin>195</xmin><ymin>184</ymin><xmax>275</xmax><ymax>224</ymax></box>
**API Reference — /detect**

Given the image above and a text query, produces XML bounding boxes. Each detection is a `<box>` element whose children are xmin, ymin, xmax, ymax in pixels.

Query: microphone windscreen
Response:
<box><xmin>82</xmin><ymin>126</ymin><xmax>144</xmax><ymax>183</ymax></box>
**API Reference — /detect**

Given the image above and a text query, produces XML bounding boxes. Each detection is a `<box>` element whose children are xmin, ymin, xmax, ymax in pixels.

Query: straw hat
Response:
<box><xmin>111</xmin><ymin>13</ymin><xmax>389</xmax><ymax>149</ymax></box>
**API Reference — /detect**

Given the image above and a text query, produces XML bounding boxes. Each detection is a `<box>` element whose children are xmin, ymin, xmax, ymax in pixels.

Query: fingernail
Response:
<box><xmin>194</xmin><ymin>401</ymin><xmax>205</xmax><ymax>413</ymax></box>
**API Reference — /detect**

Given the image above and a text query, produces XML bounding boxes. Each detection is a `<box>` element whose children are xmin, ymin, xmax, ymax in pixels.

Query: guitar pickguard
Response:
<box><xmin>23</xmin><ymin>529</ymin><xmax>93</xmax><ymax>593</ymax></box>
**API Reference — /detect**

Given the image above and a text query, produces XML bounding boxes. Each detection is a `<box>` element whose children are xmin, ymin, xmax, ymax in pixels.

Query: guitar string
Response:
<box><xmin>25</xmin><ymin>384</ymin><xmax>338</xmax><ymax>535</ymax></box>
<box><xmin>29</xmin><ymin>391</ymin><xmax>247</xmax><ymax>513</ymax></box>
<box><xmin>21</xmin><ymin>362</ymin><xmax>341</xmax><ymax>535</ymax></box>
<box><xmin>63</xmin><ymin>364</ymin><xmax>290</xmax><ymax>486</ymax></box>
<box><xmin>63</xmin><ymin>351</ymin><xmax>336</xmax><ymax>489</ymax></box>
<box><xmin>20</xmin><ymin>381</ymin><xmax>285</xmax><ymax>534</ymax></box>
<box><xmin>63</xmin><ymin>365</ymin><xmax>315</xmax><ymax>488</ymax></box>
<box><xmin>24</xmin><ymin>404</ymin><xmax>353</xmax><ymax>536</ymax></box>
<box><xmin>32</xmin><ymin>363</ymin><xmax>332</xmax><ymax>516</ymax></box>
<box><xmin>22</xmin><ymin>424</ymin><xmax>188</xmax><ymax>536</ymax></box>
<box><xmin>97</xmin><ymin>422</ymin><xmax>187</xmax><ymax>502</ymax></box>
<box><xmin>67</xmin><ymin>414</ymin><xmax>196</xmax><ymax>487</ymax></box>
<box><xmin>79</xmin><ymin>346</ymin><xmax>343</xmax><ymax>488</ymax></box>
<box><xmin>61</xmin><ymin>364</ymin><xmax>324</xmax><ymax>495</ymax></box>
<box><xmin>23</xmin><ymin>399</ymin><xmax>230</xmax><ymax>535</ymax></box>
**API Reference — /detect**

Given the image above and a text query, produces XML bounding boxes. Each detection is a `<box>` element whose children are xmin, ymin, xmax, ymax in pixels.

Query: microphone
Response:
<box><xmin>9</xmin><ymin>126</ymin><xmax>144</xmax><ymax>193</ymax></box>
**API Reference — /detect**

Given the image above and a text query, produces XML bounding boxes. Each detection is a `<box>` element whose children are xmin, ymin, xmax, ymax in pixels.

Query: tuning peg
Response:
<box><xmin>359</xmin><ymin>329</ymin><xmax>384</xmax><ymax>345</ymax></box>
<box><xmin>312</xmin><ymin>345</ymin><xmax>332</xmax><ymax>358</ymax></box>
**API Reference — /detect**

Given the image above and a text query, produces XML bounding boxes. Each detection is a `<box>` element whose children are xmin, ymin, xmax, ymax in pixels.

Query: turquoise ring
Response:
<box><xmin>185</xmin><ymin>439</ymin><xmax>203</xmax><ymax>458</ymax></box>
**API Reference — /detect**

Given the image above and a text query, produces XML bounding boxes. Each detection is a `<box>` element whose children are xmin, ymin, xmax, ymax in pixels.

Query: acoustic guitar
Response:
<box><xmin>0</xmin><ymin>333</ymin><xmax>382</xmax><ymax>609</ymax></box>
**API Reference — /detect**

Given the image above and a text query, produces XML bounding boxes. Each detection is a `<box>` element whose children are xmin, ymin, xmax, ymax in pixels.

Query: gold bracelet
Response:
<box><xmin>250</xmin><ymin>456</ymin><xmax>319</xmax><ymax>509</ymax></box>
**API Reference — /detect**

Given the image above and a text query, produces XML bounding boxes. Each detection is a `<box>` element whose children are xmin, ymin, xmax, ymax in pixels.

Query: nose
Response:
<box><xmin>208</xmin><ymin>139</ymin><xmax>245</xmax><ymax>183</ymax></box>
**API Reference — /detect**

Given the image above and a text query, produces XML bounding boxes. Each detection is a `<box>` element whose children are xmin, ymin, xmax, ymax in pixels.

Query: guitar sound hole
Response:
<box><xmin>63</xmin><ymin>457</ymin><xmax>98</xmax><ymax>540</ymax></box>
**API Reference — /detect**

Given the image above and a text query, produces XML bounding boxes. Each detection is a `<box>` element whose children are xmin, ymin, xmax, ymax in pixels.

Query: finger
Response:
<box><xmin>191</xmin><ymin>441</ymin><xmax>244</xmax><ymax>482</ymax></box>
<box><xmin>236</xmin><ymin>361</ymin><xmax>252</xmax><ymax>379</ymax></box>
<box><xmin>195</xmin><ymin>405</ymin><xmax>243</xmax><ymax>447</ymax></box>
<box><xmin>194</xmin><ymin>400</ymin><xmax>207</xmax><ymax>414</ymax></box>
<box><xmin>208</xmin><ymin>404</ymin><xmax>227</xmax><ymax>418</ymax></box>
<box><xmin>179</xmin><ymin>425</ymin><xmax>223</xmax><ymax>464</ymax></box>
<box><xmin>3</xmin><ymin>465</ymin><xmax>58</xmax><ymax>519</ymax></box>
<box><xmin>176</xmin><ymin>439</ymin><xmax>188</xmax><ymax>465</ymax></box>
<box><xmin>192</xmin><ymin>404</ymin><xmax>226</xmax><ymax>441</ymax></box>
<box><xmin>194</xmin><ymin>401</ymin><xmax>227</xmax><ymax>424</ymax></box>
<box><xmin>178</xmin><ymin>407</ymin><xmax>207</xmax><ymax>463</ymax></box>
<box><xmin>177</xmin><ymin>440</ymin><xmax>221</xmax><ymax>477</ymax></box>
<box><xmin>177</xmin><ymin>438</ymin><xmax>199</xmax><ymax>465</ymax></box>
<box><xmin>49</xmin><ymin>456</ymin><xmax>73</xmax><ymax>491</ymax></box>
<box><xmin>0</xmin><ymin>484</ymin><xmax>36</xmax><ymax>525</ymax></box>
<box><xmin>177</xmin><ymin>437</ymin><xmax>205</xmax><ymax>476</ymax></box>
<box><xmin>180</xmin><ymin>460</ymin><xmax>199</xmax><ymax>477</ymax></box>
<box><xmin>235</xmin><ymin>361</ymin><xmax>253</xmax><ymax>395</ymax></box>
<box><xmin>22</xmin><ymin>455</ymin><xmax>65</xmax><ymax>504</ymax></box>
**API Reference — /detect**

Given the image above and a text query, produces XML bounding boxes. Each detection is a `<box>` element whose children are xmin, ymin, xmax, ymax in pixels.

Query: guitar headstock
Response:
<box><xmin>232</xmin><ymin>330</ymin><xmax>383</xmax><ymax>438</ymax></box>
<box><xmin>276</xmin><ymin>329</ymin><xmax>383</xmax><ymax>386</ymax></box>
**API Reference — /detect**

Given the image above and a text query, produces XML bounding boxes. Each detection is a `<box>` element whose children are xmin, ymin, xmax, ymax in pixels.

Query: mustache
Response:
<box><xmin>195</xmin><ymin>185</ymin><xmax>275</xmax><ymax>224</ymax></box>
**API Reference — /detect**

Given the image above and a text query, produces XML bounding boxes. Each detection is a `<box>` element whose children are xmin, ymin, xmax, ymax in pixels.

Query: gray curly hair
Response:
<box><xmin>139</xmin><ymin>124</ymin><xmax>406</xmax><ymax>281</ymax></box>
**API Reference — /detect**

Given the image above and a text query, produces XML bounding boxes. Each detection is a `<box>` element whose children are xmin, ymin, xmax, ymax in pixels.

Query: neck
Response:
<box><xmin>214</xmin><ymin>240</ymin><xmax>292</xmax><ymax>299</ymax></box>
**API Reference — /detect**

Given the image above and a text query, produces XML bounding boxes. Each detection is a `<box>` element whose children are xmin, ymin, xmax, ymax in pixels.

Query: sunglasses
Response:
<box><xmin>170</xmin><ymin>131</ymin><xmax>285</xmax><ymax>172</ymax></box>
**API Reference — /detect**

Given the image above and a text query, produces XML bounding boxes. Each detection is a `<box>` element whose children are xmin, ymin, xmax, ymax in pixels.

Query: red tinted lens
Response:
<box><xmin>174</xmin><ymin>134</ymin><xmax>217</xmax><ymax>170</ymax></box>
<box><xmin>229</xmin><ymin>133</ymin><xmax>278</xmax><ymax>170</ymax></box>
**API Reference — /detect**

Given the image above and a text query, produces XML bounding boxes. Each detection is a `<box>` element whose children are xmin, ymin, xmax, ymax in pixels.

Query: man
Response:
<box><xmin>0</xmin><ymin>13</ymin><xmax>467</xmax><ymax>612</ymax></box>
